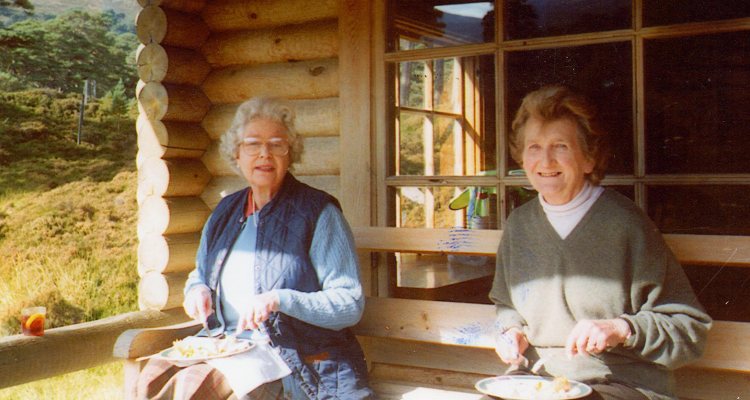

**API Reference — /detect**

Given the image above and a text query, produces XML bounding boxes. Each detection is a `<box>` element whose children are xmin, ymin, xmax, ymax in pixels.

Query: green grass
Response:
<box><xmin>0</xmin><ymin>90</ymin><xmax>139</xmax><ymax>397</ymax></box>
<box><xmin>0</xmin><ymin>363</ymin><xmax>124</xmax><ymax>400</ymax></box>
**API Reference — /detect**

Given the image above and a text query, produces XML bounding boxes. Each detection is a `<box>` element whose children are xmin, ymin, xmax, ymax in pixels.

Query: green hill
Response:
<box><xmin>0</xmin><ymin>89</ymin><xmax>139</xmax><ymax>335</ymax></box>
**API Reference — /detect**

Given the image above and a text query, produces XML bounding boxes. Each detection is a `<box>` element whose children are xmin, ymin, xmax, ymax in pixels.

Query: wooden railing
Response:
<box><xmin>0</xmin><ymin>309</ymin><xmax>186</xmax><ymax>389</ymax></box>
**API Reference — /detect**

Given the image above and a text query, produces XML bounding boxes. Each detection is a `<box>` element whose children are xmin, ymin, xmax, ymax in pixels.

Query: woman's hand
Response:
<box><xmin>235</xmin><ymin>291</ymin><xmax>280</xmax><ymax>334</ymax></box>
<box><xmin>495</xmin><ymin>327</ymin><xmax>529</xmax><ymax>365</ymax></box>
<box><xmin>183</xmin><ymin>285</ymin><xmax>213</xmax><ymax>322</ymax></box>
<box><xmin>565</xmin><ymin>318</ymin><xmax>631</xmax><ymax>358</ymax></box>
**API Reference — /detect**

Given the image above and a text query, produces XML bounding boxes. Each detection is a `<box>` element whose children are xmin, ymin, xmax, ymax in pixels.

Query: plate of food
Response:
<box><xmin>157</xmin><ymin>335</ymin><xmax>255</xmax><ymax>367</ymax></box>
<box><xmin>475</xmin><ymin>375</ymin><xmax>592</xmax><ymax>400</ymax></box>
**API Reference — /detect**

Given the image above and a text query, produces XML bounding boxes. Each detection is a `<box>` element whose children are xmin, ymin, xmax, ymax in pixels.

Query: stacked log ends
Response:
<box><xmin>201</xmin><ymin>0</ymin><xmax>338</xmax><ymax>32</ymax></box>
<box><xmin>138</xmin><ymin>157</ymin><xmax>212</xmax><ymax>199</ymax></box>
<box><xmin>162</xmin><ymin>84</ymin><xmax>212</xmax><ymax>122</ymax></box>
<box><xmin>137</xmin><ymin>81</ymin><xmax>168</xmax><ymax>121</ymax></box>
<box><xmin>138</xmin><ymin>232</ymin><xmax>201</xmax><ymax>276</ymax></box>
<box><xmin>138</xmin><ymin>196</ymin><xmax>210</xmax><ymax>238</ymax></box>
<box><xmin>135</xmin><ymin>5</ymin><xmax>167</xmax><ymax>44</ymax></box>
<box><xmin>201</xmin><ymin>58</ymin><xmax>339</xmax><ymax>104</ymax></box>
<box><xmin>137</xmin><ymin>115</ymin><xmax>210</xmax><ymax>162</ymax></box>
<box><xmin>139</xmin><ymin>271</ymin><xmax>188</xmax><ymax>311</ymax></box>
<box><xmin>136</xmin><ymin>43</ymin><xmax>168</xmax><ymax>83</ymax></box>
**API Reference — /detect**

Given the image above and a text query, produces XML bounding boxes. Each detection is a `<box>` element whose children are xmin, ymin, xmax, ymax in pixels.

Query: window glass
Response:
<box><xmin>644</xmin><ymin>1</ymin><xmax>750</xmax><ymax>26</ymax></box>
<box><xmin>505</xmin><ymin>42</ymin><xmax>633</xmax><ymax>175</ymax></box>
<box><xmin>504</xmin><ymin>0</ymin><xmax>632</xmax><ymax>40</ymax></box>
<box><xmin>396</xmin><ymin>55</ymin><xmax>496</xmax><ymax>176</ymax></box>
<box><xmin>644</xmin><ymin>31</ymin><xmax>750</xmax><ymax>174</ymax></box>
<box><xmin>647</xmin><ymin>185</ymin><xmax>750</xmax><ymax>235</ymax></box>
<box><xmin>397</xmin><ymin>185</ymin><xmax>497</xmax><ymax>229</ymax></box>
<box><xmin>388</xmin><ymin>0</ymin><xmax>495</xmax><ymax>51</ymax></box>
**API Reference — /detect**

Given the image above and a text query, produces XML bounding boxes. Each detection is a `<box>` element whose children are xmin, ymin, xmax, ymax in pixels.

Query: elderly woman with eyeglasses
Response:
<box><xmin>136</xmin><ymin>97</ymin><xmax>373</xmax><ymax>400</ymax></box>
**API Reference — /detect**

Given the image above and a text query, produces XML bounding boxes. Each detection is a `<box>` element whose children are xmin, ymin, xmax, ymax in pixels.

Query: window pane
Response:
<box><xmin>504</xmin><ymin>0</ymin><xmax>631</xmax><ymax>40</ymax></box>
<box><xmin>644</xmin><ymin>1</ymin><xmax>750</xmax><ymax>26</ymax></box>
<box><xmin>397</xmin><ymin>186</ymin><xmax>497</xmax><ymax>229</ymax></box>
<box><xmin>505</xmin><ymin>42</ymin><xmax>634</xmax><ymax>175</ymax></box>
<box><xmin>396</xmin><ymin>55</ymin><xmax>496</xmax><ymax>176</ymax></box>
<box><xmin>647</xmin><ymin>185</ymin><xmax>750</xmax><ymax>235</ymax></box>
<box><xmin>399</xmin><ymin>61</ymin><xmax>427</xmax><ymax>109</ymax></box>
<box><xmin>388</xmin><ymin>0</ymin><xmax>495</xmax><ymax>51</ymax></box>
<box><xmin>644</xmin><ymin>31</ymin><xmax>750</xmax><ymax>174</ymax></box>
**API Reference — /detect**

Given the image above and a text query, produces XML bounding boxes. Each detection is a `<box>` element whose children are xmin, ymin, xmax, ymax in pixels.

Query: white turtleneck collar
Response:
<box><xmin>539</xmin><ymin>182</ymin><xmax>604</xmax><ymax>239</ymax></box>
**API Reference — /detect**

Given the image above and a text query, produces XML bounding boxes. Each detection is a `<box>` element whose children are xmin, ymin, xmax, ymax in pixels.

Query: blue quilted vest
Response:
<box><xmin>199</xmin><ymin>174</ymin><xmax>372</xmax><ymax>399</ymax></box>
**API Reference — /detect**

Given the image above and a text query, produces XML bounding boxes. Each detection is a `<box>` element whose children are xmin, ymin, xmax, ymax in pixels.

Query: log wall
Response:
<box><xmin>135</xmin><ymin>0</ymin><xmax>348</xmax><ymax>311</ymax></box>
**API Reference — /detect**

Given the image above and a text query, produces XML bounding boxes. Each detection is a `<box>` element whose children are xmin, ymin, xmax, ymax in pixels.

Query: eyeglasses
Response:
<box><xmin>240</xmin><ymin>138</ymin><xmax>290</xmax><ymax>156</ymax></box>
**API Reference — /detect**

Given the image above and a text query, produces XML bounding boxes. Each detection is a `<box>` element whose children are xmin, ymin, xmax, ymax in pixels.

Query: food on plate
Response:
<box><xmin>171</xmin><ymin>336</ymin><xmax>245</xmax><ymax>359</ymax></box>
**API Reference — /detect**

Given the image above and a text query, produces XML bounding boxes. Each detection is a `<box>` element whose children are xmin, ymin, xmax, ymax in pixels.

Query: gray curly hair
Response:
<box><xmin>219</xmin><ymin>97</ymin><xmax>303</xmax><ymax>175</ymax></box>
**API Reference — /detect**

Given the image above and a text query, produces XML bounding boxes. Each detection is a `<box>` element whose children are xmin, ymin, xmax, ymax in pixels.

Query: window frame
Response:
<box><xmin>375</xmin><ymin>0</ymin><xmax>750</xmax><ymax>230</ymax></box>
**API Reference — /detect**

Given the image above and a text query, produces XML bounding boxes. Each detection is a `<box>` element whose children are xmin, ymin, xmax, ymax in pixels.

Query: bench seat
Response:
<box><xmin>114</xmin><ymin>227</ymin><xmax>750</xmax><ymax>399</ymax></box>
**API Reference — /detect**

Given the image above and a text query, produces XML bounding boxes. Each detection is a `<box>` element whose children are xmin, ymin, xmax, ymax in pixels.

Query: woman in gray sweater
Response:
<box><xmin>490</xmin><ymin>86</ymin><xmax>712</xmax><ymax>400</ymax></box>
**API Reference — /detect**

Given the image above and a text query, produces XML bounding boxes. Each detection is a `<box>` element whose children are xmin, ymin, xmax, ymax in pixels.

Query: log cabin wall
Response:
<box><xmin>134</xmin><ymin>0</ymin><xmax>374</xmax><ymax>312</ymax></box>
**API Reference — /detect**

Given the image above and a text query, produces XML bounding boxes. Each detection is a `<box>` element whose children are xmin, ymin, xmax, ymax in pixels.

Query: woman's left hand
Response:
<box><xmin>565</xmin><ymin>318</ymin><xmax>631</xmax><ymax>358</ymax></box>
<box><xmin>235</xmin><ymin>291</ymin><xmax>280</xmax><ymax>334</ymax></box>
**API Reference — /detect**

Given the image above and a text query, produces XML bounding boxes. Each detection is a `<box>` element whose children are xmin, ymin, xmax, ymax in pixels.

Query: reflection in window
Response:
<box><xmin>504</xmin><ymin>0</ymin><xmax>631</xmax><ymax>40</ymax></box>
<box><xmin>388</xmin><ymin>0</ymin><xmax>494</xmax><ymax>51</ymax></box>
<box><xmin>505</xmin><ymin>42</ymin><xmax>633</xmax><ymax>174</ymax></box>
<box><xmin>647</xmin><ymin>185</ymin><xmax>750</xmax><ymax>235</ymax></box>
<box><xmin>397</xmin><ymin>186</ymin><xmax>497</xmax><ymax>229</ymax></box>
<box><xmin>396</xmin><ymin>55</ymin><xmax>496</xmax><ymax>177</ymax></box>
<box><xmin>644</xmin><ymin>31</ymin><xmax>750</xmax><ymax>174</ymax></box>
<box><xmin>644</xmin><ymin>0</ymin><xmax>750</xmax><ymax>26</ymax></box>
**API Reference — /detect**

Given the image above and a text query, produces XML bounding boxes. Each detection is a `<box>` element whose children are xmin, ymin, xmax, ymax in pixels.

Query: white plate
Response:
<box><xmin>475</xmin><ymin>375</ymin><xmax>592</xmax><ymax>400</ymax></box>
<box><xmin>157</xmin><ymin>337</ymin><xmax>255</xmax><ymax>367</ymax></box>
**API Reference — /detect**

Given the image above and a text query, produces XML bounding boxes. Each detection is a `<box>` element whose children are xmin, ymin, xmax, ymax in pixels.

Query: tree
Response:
<box><xmin>0</xmin><ymin>9</ymin><xmax>137</xmax><ymax>94</ymax></box>
<box><xmin>0</xmin><ymin>0</ymin><xmax>33</xmax><ymax>11</ymax></box>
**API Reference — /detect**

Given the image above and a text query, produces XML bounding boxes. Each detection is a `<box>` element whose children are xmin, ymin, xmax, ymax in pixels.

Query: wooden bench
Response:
<box><xmin>114</xmin><ymin>227</ymin><xmax>750</xmax><ymax>399</ymax></box>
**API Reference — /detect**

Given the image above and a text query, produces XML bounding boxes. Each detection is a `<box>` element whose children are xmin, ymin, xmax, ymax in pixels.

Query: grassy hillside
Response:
<box><xmin>0</xmin><ymin>89</ymin><xmax>139</xmax><ymax>397</ymax></box>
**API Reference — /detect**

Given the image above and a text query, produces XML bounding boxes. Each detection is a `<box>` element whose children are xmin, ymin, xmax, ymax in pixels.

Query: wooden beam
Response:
<box><xmin>201</xmin><ymin>136</ymin><xmax>340</xmax><ymax>177</ymax></box>
<box><xmin>350</xmin><ymin>227</ymin><xmax>750</xmax><ymax>267</ymax></box>
<box><xmin>136</xmin><ymin>116</ymin><xmax>210</xmax><ymax>161</ymax></box>
<box><xmin>199</xmin><ymin>175</ymin><xmax>340</xmax><ymax>210</ymax></box>
<box><xmin>163</xmin><ymin>46</ymin><xmax>211</xmax><ymax>86</ymax></box>
<box><xmin>136</xmin><ymin>43</ymin><xmax>167</xmax><ymax>82</ymax></box>
<box><xmin>0</xmin><ymin>309</ymin><xmax>185</xmax><ymax>389</ymax></box>
<box><xmin>162</xmin><ymin>8</ymin><xmax>209</xmax><ymax>49</ymax></box>
<box><xmin>201</xmin><ymin>20</ymin><xmax>339</xmax><ymax>67</ymax></box>
<box><xmin>138</xmin><ymin>232</ymin><xmax>201</xmax><ymax>275</ymax></box>
<box><xmin>201</xmin><ymin>98</ymin><xmax>339</xmax><ymax>140</ymax></box>
<box><xmin>162</xmin><ymin>84</ymin><xmax>212</xmax><ymax>122</ymax></box>
<box><xmin>201</xmin><ymin>59</ymin><xmax>339</xmax><ymax>104</ymax></box>
<box><xmin>137</xmin><ymin>157</ymin><xmax>212</xmax><ymax>199</ymax></box>
<box><xmin>138</xmin><ymin>271</ymin><xmax>189</xmax><ymax>311</ymax></box>
<box><xmin>339</xmin><ymin>0</ymin><xmax>372</xmax><ymax>229</ymax></box>
<box><xmin>137</xmin><ymin>195</ymin><xmax>210</xmax><ymax>238</ymax></box>
<box><xmin>200</xmin><ymin>0</ymin><xmax>338</xmax><ymax>32</ymax></box>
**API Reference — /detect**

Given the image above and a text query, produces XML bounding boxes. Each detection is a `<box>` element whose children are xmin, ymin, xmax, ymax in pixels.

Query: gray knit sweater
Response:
<box><xmin>490</xmin><ymin>189</ymin><xmax>712</xmax><ymax>399</ymax></box>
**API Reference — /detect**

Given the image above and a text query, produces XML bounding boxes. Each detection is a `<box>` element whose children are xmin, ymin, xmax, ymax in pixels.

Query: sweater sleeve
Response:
<box><xmin>275</xmin><ymin>204</ymin><xmax>365</xmax><ymax>331</ymax></box>
<box><xmin>620</xmin><ymin>219</ymin><xmax>712</xmax><ymax>369</ymax></box>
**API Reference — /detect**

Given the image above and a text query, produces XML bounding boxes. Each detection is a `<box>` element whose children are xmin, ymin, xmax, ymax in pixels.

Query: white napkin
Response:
<box><xmin>207</xmin><ymin>342</ymin><xmax>291</xmax><ymax>398</ymax></box>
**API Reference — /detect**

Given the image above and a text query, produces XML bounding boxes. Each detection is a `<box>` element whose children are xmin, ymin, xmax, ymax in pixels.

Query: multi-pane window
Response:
<box><xmin>381</xmin><ymin>0</ymin><xmax>750</xmax><ymax>318</ymax></box>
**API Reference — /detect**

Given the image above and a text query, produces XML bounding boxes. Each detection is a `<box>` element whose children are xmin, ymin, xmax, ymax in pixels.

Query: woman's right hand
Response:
<box><xmin>495</xmin><ymin>327</ymin><xmax>529</xmax><ymax>365</ymax></box>
<box><xmin>183</xmin><ymin>285</ymin><xmax>213</xmax><ymax>322</ymax></box>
